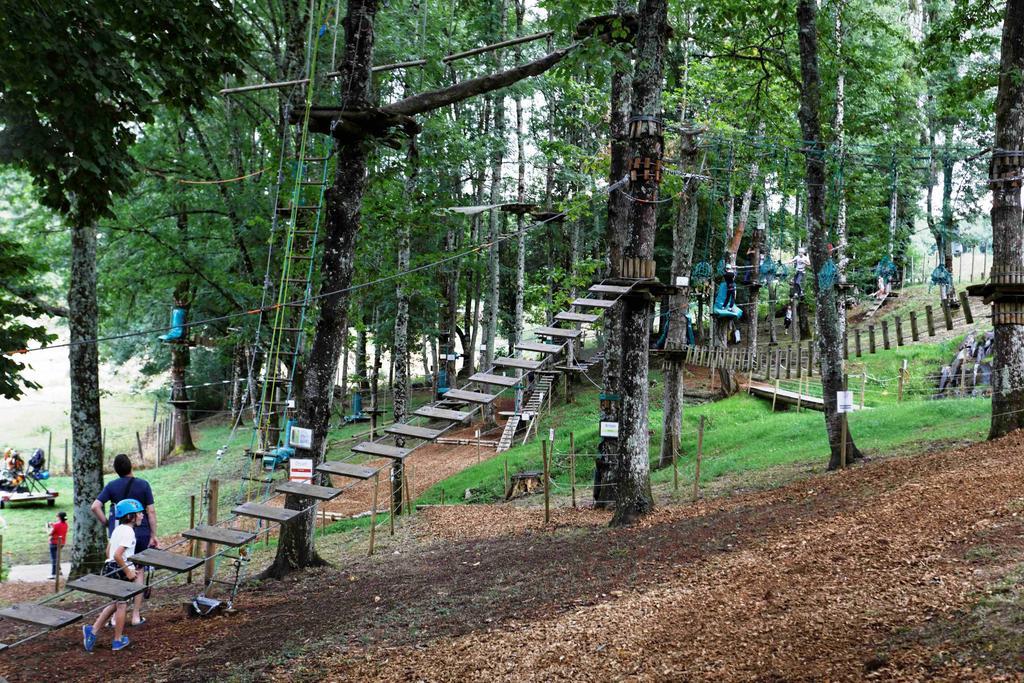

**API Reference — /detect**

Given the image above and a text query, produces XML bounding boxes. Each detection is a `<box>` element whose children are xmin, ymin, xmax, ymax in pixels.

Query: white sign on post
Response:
<box><xmin>836</xmin><ymin>391</ymin><xmax>855</xmax><ymax>413</ymax></box>
<box><xmin>675</xmin><ymin>275</ymin><xmax>690</xmax><ymax>287</ymax></box>
<box><xmin>289</xmin><ymin>426</ymin><xmax>313</xmax><ymax>449</ymax></box>
<box><xmin>549</xmin><ymin>428</ymin><xmax>555</xmax><ymax>442</ymax></box>
<box><xmin>289</xmin><ymin>458</ymin><xmax>313</xmax><ymax>483</ymax></box>
<box><xmin>600</xmin><ymin>421</ymin><xmax>619</xmax><ymax>438</ymax></box>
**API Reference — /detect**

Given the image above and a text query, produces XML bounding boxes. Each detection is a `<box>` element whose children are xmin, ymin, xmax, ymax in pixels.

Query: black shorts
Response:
<box><xmin>102</xmin><ymin>561</ymin><xmax>136</xmax><ymax>596</ymax></box>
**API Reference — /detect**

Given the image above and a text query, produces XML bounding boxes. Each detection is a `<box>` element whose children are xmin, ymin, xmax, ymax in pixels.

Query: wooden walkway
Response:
<box><xmin>746</xmin><ymin>381</ymin><xmax>825</xmax><ymax>412</ymax></box>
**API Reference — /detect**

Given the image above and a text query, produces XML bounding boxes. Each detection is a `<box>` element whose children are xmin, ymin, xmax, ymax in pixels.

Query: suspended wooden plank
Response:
<box><xmin>385</xmin><ymin>423</ymin><xmax>443</xmax><ymax>440</ymax></box>
<box><xmin>588</xmin><ymin>284</ymin><xmax>631</xmax><ymax>294</ymax></box>
<box><xmin>414</xmin><ymin>406</ymin><xmax>473</xmax><ymax>421</ymax></box>
<box><xmin>275</xmin><ymin>481</ymin><xmax>343</xmax><ymax>500</ymax></box>
<box><xmin>443</xmin><ymin>388</ymin><xmax>499</xmax><ymax>404</ymax></box>
<box><xmin>533</xmin><ymin>326</ymin><xmax>582</xmax><ymax>339</ymax></box>
<box><xmin>68</xmin><ymin>574</ymin><xmax>146</xmax><ymax>601</ymax></box>
<box><xmin>515</xmin><ymin>341</ymin><xmax>563</xmax><ymax>353</ymax></box>
<box><xmin>233</xmin><ymin>502</ymin><xmax>301</xmax><ymax>524</ymax></box>
<box><xmin>317</xmin><ymin>461</ymin><xmax>378</xmax><ymax>480</ymax></box>
<box><xmin>493</xmin><ymin>357</ymin><xmax>543</xmax><ymax>370</ymax></box>
<box><xmin>351</xmin><ymin>442</ymin><xmax>411</xmax><ymax>459</ymax></box>
<box><xmin>469</xmin><ymin>372</ymin><xmax>519</xmax><ymax>388</ymax></box>
<box><xmin>554</xmin><ymin>311</ymin><xmax>600</xmax><ymax>324</ymax></box>
<box><xmin>182</xmin><ymin>525</ymin><xmax>256</xmax><ymax>548</ymax></box>
<box><xmin>572</xmin><ymin>298</ymin><xmax>615</xmax><ymax>309</ymax></box>
<box><xmin>132</xmin><ymin>548</ymin><xmax>204</xmax><ymax>573</ymax></box>
<box><xmin>0</xmin><ymin>603</ymin><xmax>81</xmax><ymax>628</ymax></box>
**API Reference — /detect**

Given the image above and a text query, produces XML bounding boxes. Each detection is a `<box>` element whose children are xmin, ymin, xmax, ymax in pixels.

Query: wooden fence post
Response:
<box><xmin>959</xmin><ymin>291</ymin><xmax>974</xmax><ymax>324</ymax></box>
<box><xmin>135</xmin><ymin>432</ymin><xmax>144</xmax><ymax>464</ymax></box>
<box><xmin>694</xmin><ymin>416</ymin><xmax>705</xmax><ymax>500</ymax></box>
<box><xmin>941</xmin><ymin>299</ymin><xmax>955</xmax><ymax>331</ymax></box>
<box><xmin>854</xmin><ymin>326</ymin><xmax>862</xmax><ymax>358</ymax></box>
<box><xmin>881</xmin><ymin>320</ymin><xmax>891</xmax><ymax>350</ymax></box>
<box><xmin>368</xmin><ymin>473</ymin><xmax>379</xmax><ymax>556</ymax></box>
<box><xmin>806</xmin><ymin>340</ymin><xmax>814</xmax><ymax>376</ymax></box>
<box><xmin>542</xmin><ymin>440</ymin><xmax>550</xmax><ymax>524</ymax></box>
<box><xmin>898</xmin><ymin>359</ymin><xmax>907</xmax><ymax>402</ymax></box>
<box><xmin>868</xmin><ymin>325</ymin><xmax>877</xmax><ymax>354</ymax></box>
<box><xmin>204</xmin><ymin>480</ymin><xmax>219</xmax><ymax>586</ymax></box>
<box><xmin>569</xmin><ymin>432</ymin><xmax>577</xmax><ymax>508</ymax></box>
<box><xmin>187</xmin><ymin>494</ymin><xmax>196</xmax><ymax>584</ymax></box>
<box><xmin>909</xmin><ymin>312</ymin><xmax>920</xmax><ymax>341</ymax></box>
<box><xmin>925</xmin><ymin>305</ymin><xmax>936</xmax><ymax>336</ymax></box>
<box><xmin>894</xmin><ymin>316</ymin><xmax>904</xmax><ymax>346</ymax></box>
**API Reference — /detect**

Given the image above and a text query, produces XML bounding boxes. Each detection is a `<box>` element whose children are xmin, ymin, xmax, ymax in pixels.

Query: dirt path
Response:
<box><xmin>3</xmin><ymin>435</ymin><xmax>1024</xmax><ymax>682</ymax></box>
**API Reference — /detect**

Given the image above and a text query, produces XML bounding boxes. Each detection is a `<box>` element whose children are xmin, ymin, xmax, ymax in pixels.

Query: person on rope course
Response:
<box><xmin>712</xmin><ymin>266</ymin><xmax>742</xmax><ymax>320</ymax></box>
<box><xmin>787</xmin><ymin>247</ymin><xmax>810</xmax><ymax>299</ymax></box>
<box><xmin>82</xmin><ymin>498</ymin><xmax>144</xmax><ymax>652</ymax></box>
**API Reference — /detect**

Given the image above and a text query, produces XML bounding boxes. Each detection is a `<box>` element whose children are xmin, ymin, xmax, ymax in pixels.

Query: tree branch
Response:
<box><xmin>0</xmin><ymin>284</ymin><xmax>68</xmax><ymax>318</ymax></box>
<box><xmin>383</xmin><ymin>44</ymin><xmax>579</xmax><ymax>116</ymax></box>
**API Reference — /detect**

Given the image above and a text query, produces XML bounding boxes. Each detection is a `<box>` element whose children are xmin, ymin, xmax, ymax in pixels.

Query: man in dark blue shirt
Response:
<box><xmin>90</xmin><ymin>453</ymin><xmax>158</xmax><ymax>627</ymax></box>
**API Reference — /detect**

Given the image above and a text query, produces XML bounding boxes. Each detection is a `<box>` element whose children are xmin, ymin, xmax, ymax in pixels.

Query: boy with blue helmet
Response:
<box><xmin>83</xmin><ymin>498</ymin><xmax>143</xmax><ymax>652</ymax></box>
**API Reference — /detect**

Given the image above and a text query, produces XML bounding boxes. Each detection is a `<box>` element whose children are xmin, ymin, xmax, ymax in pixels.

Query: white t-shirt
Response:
<box><xmin>107</xmin><ymin>523</ymin><xmax>137</xmax><ymax>566</ymax></box>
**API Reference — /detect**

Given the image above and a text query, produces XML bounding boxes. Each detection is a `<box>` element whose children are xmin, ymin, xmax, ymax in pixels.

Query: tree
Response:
<box><xmin>988</xmin><ymin>0</ymin><xmax>1024</xmax><ymax>439</ymax></box>
<box><xmin>0</xmin><ymin>1</ymin><xmax>248</xmax><ymax>575</ymax></box>
<box><xmin>267</xmin><ymin>0</ymin><xmax>579</xmax><ymax>576</ymax></box>
<box><xmin>795</xmin><ymin>0</ymin><xmax>861</xmax><ymax>469</ymax></box>
<box><xmin>612</xmin><ymin>0</ymin><xmax>670</xmax><ymax>526</ymax></box>
<box><xmin>0</xmin><ymin>231</ymin><xmax>56</xmax><ymax>399</ymax></box>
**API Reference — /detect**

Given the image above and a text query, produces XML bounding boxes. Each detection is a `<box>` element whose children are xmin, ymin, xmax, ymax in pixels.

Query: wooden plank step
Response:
<box><xmin>589</xmin><ymin>284</ymin><xmax>631</xmax><ymax>294</ymax></box>
<box><xmin>493</xmin><ymin>357</ymin><xmax>543</xmax><ymax>370</ymax></box>
<box><xmin>573</xmin><ymin>297</ymin><xmax>616</xmax><ymax>309</ymax></box>
<box><xmin>276</xmin><ymin>481</ymin><xmax>343</xmax><ymax>500</ymax></box>
<box><xmin>317</xmin><ymin>461</ymin><xmax>378</xmax><ymax>480</ymax></box>
<box><xmin>67</xmin><ymin>574</ymin><xmax>146</xmax><ymax>601</ymax></box>
<box><xmin>533</xmin><ymin>326</ymin><xmax>581</xmax><ymax>339</ymax></box>
<box><xmin>352</xmin><ymin>442</ymin><xmax>411</xmax><ymax>460</ymax></box>
<box><xmin>385</xmin><ymin>423</ymin><xmax>443</xmax><ymax>440</ymax></box>
<box><xmin>515</xmin><ymin>341</ymin><xmax>563</xmax><ymax>354</ymax></box>
<box><xmin>443</xmin><ymin>388</ymin><xmax>499</xmax><ymax>404</ymax></box>
<box><xmin>233</xmin><ymin>502</ymin><xmax>301</xmax><ymax>524</ymax></box>
<box><xmin>415</xmin><ymin>406</ymin><xmax>473</xmax><ymax>421</ymax></box>
<box><xmin>554</xmin><ymin>311</ymin><xmax>600</xmax><ymax>324</ymax></box>
<box><xmin>182</xmin><ymin>525</ymin><xmax>256</xmax><ymax>548</ymax></box>
<box><xmin>0</xmin><ymin>603</ymin><xmax>82</xmax><ymax>628</ymax></box>
<box><xmin>132</xmin><ymin>548</ymin><xmax>204</xmax><ymax>573</ymax></box>
<box><xmin>469</xmin><ymin>372</ymin><xmax>519</xmax><ymax>388</ymax></box>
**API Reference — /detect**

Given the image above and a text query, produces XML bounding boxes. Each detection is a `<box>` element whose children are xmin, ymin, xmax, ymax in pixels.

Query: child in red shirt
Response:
<box><xmin>46</xmin><ymin>512</ymin><xmax>67</xmax><ymax>579</ymax></box>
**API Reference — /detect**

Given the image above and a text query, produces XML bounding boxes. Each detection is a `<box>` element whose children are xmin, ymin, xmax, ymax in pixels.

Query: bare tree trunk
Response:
<box><xmin>595</xmin><ymin>0</ymin><xmax>634</xmax><ymax>508</ymax></box>
<box><xmin>745</xmin><ymin>196</ymin><xmax>766</xmax><ymax>355</ymax></box>
<box><xmin>68</xmin><ymin>220</ymin><xmax>106</xmax><ymax>578</ymax></box>
<box><xmin>833</xmin><ymin>0</ymin><xmax>849</xmax><ymax>335</ymax></box>
<box><xmin>391</xmin><ymin>141</ymin><xmax>416</xmax><ymax>514</ymax></box>
<box><xmin>989</xmin><ymin>0</ymin><xmax>1024</xmax><ymax>439</ymax></box>
<box><xmin>796</xmin><ymin>0</ymin><xmax>861</xmax><ymax>470</ymax></box>
<box><xmin>512</xmin><ymin>0</ymin><xmax>527</xmax><ymax>355</ymax></box>
<box><xmin>659</xmin><ymin>125</ymin><xmax>702</xmax><ymax>468</ymax></box>
<box><xmin>169</xmin><ymin>287</ymin><xmax>196</xmax><ymax>453</ymax></box>
<box><xmin>612</xmin><ymin>0</ymin><xmax>669</xmax><ymax>526</ymax></box>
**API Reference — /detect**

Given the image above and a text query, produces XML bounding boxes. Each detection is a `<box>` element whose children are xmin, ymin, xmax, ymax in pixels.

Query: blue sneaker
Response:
<box><xmin>82</xmin><ymin>625</ymin><xmax>96</xmax><ymax>652</ymax></box>
<box><xmin>112</xmin><ymin>635</ymin><xmax>130</xmax><ymax>651</ymax></box>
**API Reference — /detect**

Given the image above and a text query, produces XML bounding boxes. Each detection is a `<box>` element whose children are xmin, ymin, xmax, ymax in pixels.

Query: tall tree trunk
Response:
<box><xmin>596</xmin><ymin>0</ymin><xmax>634</xmax><ymax>508</ymax></box>
<box><xmin>941</xmin><ymin>148</ymin><xmax>958</xmax><ymax>301</ymax></box>
<box><xmin>68</xmin><ymin>220</ymin><xmax>106</xmax><ymax>578</ymax></box>
<box><xmin>659</xmin><ymin>125</ymin><xmax>702</xmax><ymax>468</ymax></box>
<box><xmin>989</xmin><ymin>0</ymin><xmax>1024</xmax><ymax>439</ymax></box>
<box><xmin>745</xmin><ymin>195</ymin><xmax>766</xmax><ymax>355</ymax></box>
<box><xmin>265</xmin><ymin>0</ymin><xmax>379</xmax><ymax>578</ymax></box>
<box><xmin>512</xmin><ymin>0</ymin><xmax>527</xmax><ymax>356</ymax></box>
<box><xmin>391</xmin><ymin>141</ymin><xmax>417</xmax><ymax>515</ymax></box>
<box><xmin>612</xmin><ymin>0</ymin><xmax>668</xmax><ymax>526</ymax></box>
<box><xmin>169</xmin><ymin>287</ymin><xmax>196</xmax><ymax>453</ymax></box>
<box><xmin>796</xmin><ymin>0</ymin><xmax>861</xmax><ymax>470</ymax></box>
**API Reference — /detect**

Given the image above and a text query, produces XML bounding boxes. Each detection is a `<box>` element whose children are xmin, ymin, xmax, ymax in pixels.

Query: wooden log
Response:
<box><xmin>941</xmin><ymin>299</ymin><xmax>955</xmax><ymax>331</ymax></box>
<box><xmin>910</xmin><ymin>311</ymin><xmax>920</xmax><ymax>341</ymax></box>
<box><xmin>881</xmin><ymin>320</ymin><xmax>891</xmax><ymax>350</ymax></box>
<box><xmin>854</xmin><ymin>326</ymin><xmax>862</xmax><ymax>358</ymax></box>
<box><xmin>894</xmin><ymin>316</ymin><xmax>904</xmax><ymax>346</ymax></box>
<box><xmin>925</xmin><ymin>305</ymin><xmax>936</xmax><ymax>336</ymax></box>
<box><xmin>868</xmin><ymin>325</ymin><xmax>877</xmax><ymax>354</ymax></box>
<box><xmin>959</xmin><ymin>290</ymin><xmax>974</xmax><ymax>324</ymax></box>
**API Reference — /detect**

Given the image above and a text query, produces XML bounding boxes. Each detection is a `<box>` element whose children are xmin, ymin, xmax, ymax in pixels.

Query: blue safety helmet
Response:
<box><xmin>114</xmin><ymin>498</ymin><xmax>144</xmax><ymax>520</ymax></box>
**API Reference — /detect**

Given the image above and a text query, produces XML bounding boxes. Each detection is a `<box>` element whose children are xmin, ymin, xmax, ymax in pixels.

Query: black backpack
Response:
<box><xmin>28</xmin><ymin>449</ymin><xmax>44</xmax><ymax>470</ymax></box>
